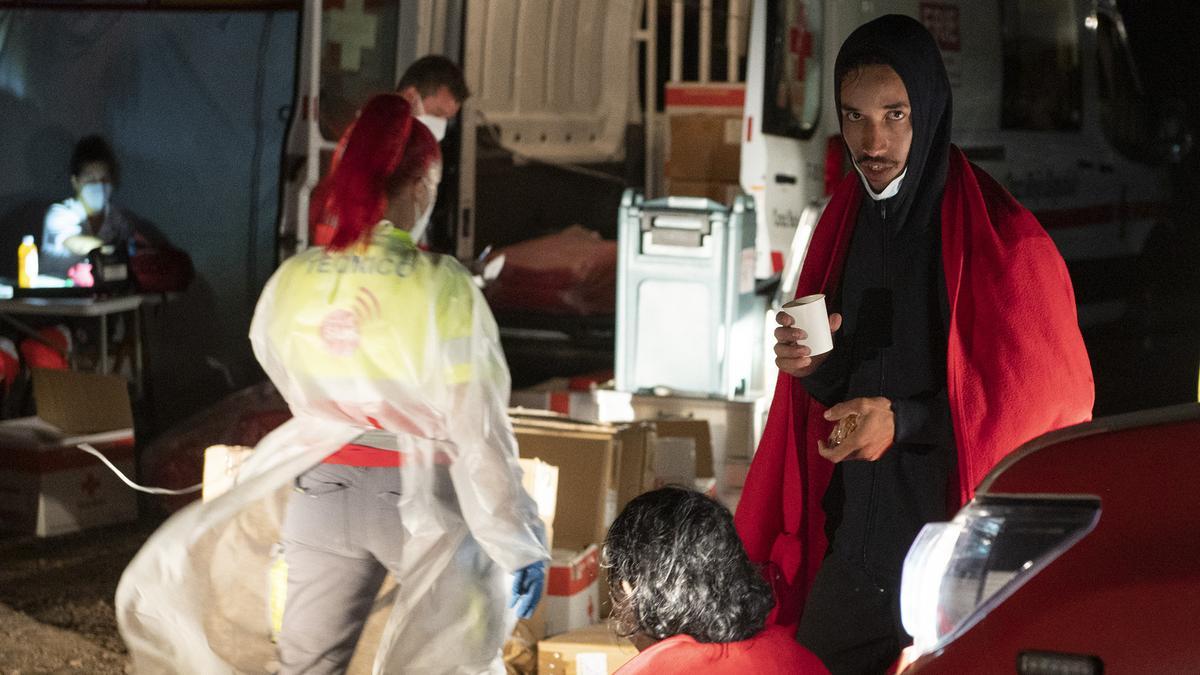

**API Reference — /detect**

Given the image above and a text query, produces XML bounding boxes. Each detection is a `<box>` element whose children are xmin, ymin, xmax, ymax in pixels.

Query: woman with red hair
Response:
<box><xmin>117</xmin><ymin>95</ymin><xmax>548</xmax><ymax>674</ymax></box>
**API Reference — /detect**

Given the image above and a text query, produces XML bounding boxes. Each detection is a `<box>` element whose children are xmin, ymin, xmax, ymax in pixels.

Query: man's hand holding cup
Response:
<box><xmin>775</xmin><ymin>293</ymin><xmax>841</xmax><ymax>378</ymax></box>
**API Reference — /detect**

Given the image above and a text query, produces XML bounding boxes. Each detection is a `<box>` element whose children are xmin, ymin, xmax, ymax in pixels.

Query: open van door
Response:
<box><xmin>279</xmin><ymin>0</ymin><xmax>640</xmax><ymax>263</ymax></box>
<box><xmin>740</xmin><ymin>0</ymin><xmax>825</xmax><ymax>288</ymax></box>
<box><xmin>277</xmin><ymin>0</ymin><xmax>463</xmax><ymax>259</ymax></box>
<box><xmin>456</xmin><ymin>0</ymin><xmax>642</xmax><ymax>260</ymax></box>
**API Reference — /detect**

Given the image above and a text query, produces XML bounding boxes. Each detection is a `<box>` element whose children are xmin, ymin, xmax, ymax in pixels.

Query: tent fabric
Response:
<box><xmin>0</xmin><ymin>10</ymin><xmax>296</xmax><ymax>422</ymax></box>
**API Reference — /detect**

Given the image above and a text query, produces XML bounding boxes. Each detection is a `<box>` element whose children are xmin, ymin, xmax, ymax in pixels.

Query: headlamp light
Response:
<box><xmin>900</xmin><ymin>497</ymin><xmax>1100</xmax><ymax>657</ymax></box>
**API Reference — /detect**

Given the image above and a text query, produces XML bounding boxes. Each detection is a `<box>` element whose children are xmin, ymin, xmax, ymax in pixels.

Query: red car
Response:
<box><xmin>900</xmin><ymin>403</ymin><xmax>1200</xmax><ymax>674</ymax></box>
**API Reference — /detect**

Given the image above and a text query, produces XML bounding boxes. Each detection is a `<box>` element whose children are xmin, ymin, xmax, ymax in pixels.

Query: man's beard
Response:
<box><xmin>855</xmin><ymin>154</ymin><xmax>900</xmax><ymax>172</ymax></box>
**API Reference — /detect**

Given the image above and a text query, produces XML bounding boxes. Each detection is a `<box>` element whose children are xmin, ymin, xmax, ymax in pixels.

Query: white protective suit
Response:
<box><xmin>116</xmin><ymin>224</ymin><xmax>548</xmax><ymax>674</ymax></box>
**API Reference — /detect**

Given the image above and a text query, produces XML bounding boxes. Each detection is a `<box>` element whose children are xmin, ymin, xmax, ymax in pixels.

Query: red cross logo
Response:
<box><xmin>81</xmin><ymin>472</ymin><xmax>100</xmax><ymax>499</ymax></box>
<box><xmin>788</xmin><ymin>8</ymin><xmax>812</xmax><ymax>82</ymax></box>
<box><xmin>324</xmin><ymin>0</ymin><xmax>379</xmax><ymax>72</ymax></box>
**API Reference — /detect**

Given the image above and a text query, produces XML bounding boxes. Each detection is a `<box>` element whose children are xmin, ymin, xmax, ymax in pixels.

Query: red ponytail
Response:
<box><xmin>309</xmin><ymin>94</ymin><xmax>441</xmax><ymax>251</ymax></box>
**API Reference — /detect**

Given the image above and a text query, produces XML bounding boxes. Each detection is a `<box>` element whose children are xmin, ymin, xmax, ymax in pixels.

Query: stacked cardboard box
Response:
<box><xmin>510</xmin><ymin>378</ymin><xmax>634</xmax><ymax>423</ymax></box>
<box><xmin>510</xmin><ymin>382</ymin><xmax>765</xmax><ymax>507</ymax></box>
<box><xmin>665</xmin><ymin>83</ymin><xmax>746</xmax><ymax>205</ymax></box>
<box><xmin>0</xmin><ymin>369</ymin><xmax>137</xmax><ymax>537</ymax></box>
<box><xmin>537</xmin><ymin>622</ymin><xmax>638</xmax><ymax>674</ymax></box>
<box><xmin>509</xmin><ymin>408</ymin><xmax>718</xmax><ymax>640</ymax></box>
<box><xmin>512</xmin><ymin>415</ymin><xmax>624</xmax><ymax>637</ymax></box>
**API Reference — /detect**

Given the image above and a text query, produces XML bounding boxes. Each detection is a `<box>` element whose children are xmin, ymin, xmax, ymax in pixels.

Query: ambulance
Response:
<box><xmin>279</xmin><ymin>0</ymin><xmax>1180</xmax><ymax>326</ymax></box>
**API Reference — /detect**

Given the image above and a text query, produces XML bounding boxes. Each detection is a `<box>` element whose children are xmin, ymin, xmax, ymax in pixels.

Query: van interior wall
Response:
<box><xmin>472</xmin><ymin>124</ymin><xmax>644</xmax><ymax>251</ymax></box>
<box><xmin>472</xmin><ymin>125</ymin><xmax>643</xmax><ymax>389</ymax></box>
<box><xmin>0</xmin><ymin>10</ymin><xmax>298</xmax><ymax>434</ymax></box>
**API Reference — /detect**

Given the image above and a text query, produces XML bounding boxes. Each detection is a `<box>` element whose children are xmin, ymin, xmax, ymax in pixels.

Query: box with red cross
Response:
<box><xmin>0</xmin><ymin>369</ymin><xmax>137</xmax><ymax>537</ymax></box>
<box><xmin>542</xmin><ymin>544</ymin><xmax>601</xmax><ymax>637</ymax></box>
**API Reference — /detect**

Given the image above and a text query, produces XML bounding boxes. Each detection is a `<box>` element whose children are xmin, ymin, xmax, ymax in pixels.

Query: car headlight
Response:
<box><xmin>900</xmin><ymin>496</ymin><xmax>1100</xmax><ymax>657</ymax></box>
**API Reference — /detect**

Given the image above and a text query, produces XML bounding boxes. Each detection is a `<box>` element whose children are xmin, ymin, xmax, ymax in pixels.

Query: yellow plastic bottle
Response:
<box><xmin>17</xmin><ymin>235</ymin><xmax>37</xmax><ymax>289</ymax></box>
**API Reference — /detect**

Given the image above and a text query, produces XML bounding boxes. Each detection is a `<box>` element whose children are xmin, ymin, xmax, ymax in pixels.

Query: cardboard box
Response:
<box><xmin>724</xmin><ymin>457</ymin><xmax>752</xmax><ymax>489</ymax></box>
<box><xmin>504</xmin><ymin>606</ymin><xmax>544</xmax><ymax>675</ymax></box>
<box><xmin>612</xmin><ymin>422</ymin><xmax>655</xmax><ymax>513</ymax></box>
<box><xmin>538</xmin><ymin>622</ymin><xmax>639</xmax><ymax>675</ymax></box>
<box><xmin>0</xmin><ymin>369</ymin><xmax>136</xmax><ymax>537</ymax></box>
<box><xmin>511</xmin><ymin>388</ymin><xmax>599</xmax><ymax>421</ymax></box>
<box><xmin>201</xmin><ymin>444</ymin><xmax>255</xmax><ymax>502</ymax></box>
<box><xmin>667</xmin><ymin>112</ymin><xmax>743</xmax><ymax>182</ymax></box>
<box><xmin>544</xmin><ymin>545</ymin><xmax>601</xmax><ymax>636</ymax></box>
<box><xmin>666</xmin><ymin>178</ymin><xmax>742</xmax><ymax>205</ymax></box>
<box><xmin>513</xmin><ymin>416</ymin><xmax>620</xmax><ymax>551</ymax></box>
<box><xmin>631</xmin><ymin>394</ymin><xmax>768</xmax><ymax>463</ymax></box>
<box><xmin>652</xmin><ymin>419</ymin><xmax>714</xmax><ymax>480</ymax></box>
<box><xmin>512</xmin><ymin>411</ymin><xmax>660</xmax><ymax>530</ymax></box>
<box><xmin>629</xmin><ymin>394</ymin><xmax>769</xmax><ymax>508</ymax></box>
<box><xmin>653</xmin><ymin>435</ymin><xmax>697</xmax><ymax>488</ymax></box>
<box><xmin>519</xmin><ymin>457</ymin><xmax>559</xmax><ymax>550</ymax></box>
<box><xmin>511</xmin><ymin>380</ymin><xmax>633</xmax><ymax>424</ymax></box>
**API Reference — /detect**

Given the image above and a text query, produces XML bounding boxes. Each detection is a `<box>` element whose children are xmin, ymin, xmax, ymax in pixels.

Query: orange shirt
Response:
<box><xmin>614</xmin><ymin>625</ymin><xmax>828</xmax><ymax>675</ymax></box>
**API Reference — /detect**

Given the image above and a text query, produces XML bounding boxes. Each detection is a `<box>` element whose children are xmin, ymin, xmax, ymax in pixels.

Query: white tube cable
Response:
<box><xmin>77</xmin><ymin>443</ymin><xmax>202</xmax><ymax>496</ymax></box>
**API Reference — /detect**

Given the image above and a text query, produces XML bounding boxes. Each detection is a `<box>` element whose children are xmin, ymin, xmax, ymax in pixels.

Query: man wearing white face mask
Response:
<box><xmin>41</xmin><ymin>135</ymin><xmax>138</xmax><ymax>279</ymax></box>
<box><xmin>396</xmin><ymin>55</ymin><xmax>469</xmax><ymax>145</ymax></box>
<box><xmin>410</xmin><ymin>169</ymin><xmax>440</xmax><ymax>242</ymax></box>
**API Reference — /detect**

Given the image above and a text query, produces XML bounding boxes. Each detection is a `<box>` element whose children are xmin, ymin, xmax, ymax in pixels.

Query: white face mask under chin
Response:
<box><xmin>416</xmin><ymin>114</ymin><xmax>448</xmax><ymax>142</ymax></box>
<box><xmin>852</xmin><ymin>159</ymin><xmax>907</xmax><ymax>201</ymax></box>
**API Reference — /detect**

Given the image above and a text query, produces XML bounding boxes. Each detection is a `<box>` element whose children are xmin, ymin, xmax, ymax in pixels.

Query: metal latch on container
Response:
<box><xmin>640</xmin><ymin>211</ymin><xmax>711</xmax><ymax>248</ymax></box>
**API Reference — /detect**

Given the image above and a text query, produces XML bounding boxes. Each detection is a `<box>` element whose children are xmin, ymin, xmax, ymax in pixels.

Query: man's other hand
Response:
<box><xmin>818</xmin><ymin>397</ymin><xmax>894</xmax><ymax>463</ymax></box>
<box><xmin>774</xmin><ymin>311</ymin><xmax>842</xmax><ymax>377</ymax></box>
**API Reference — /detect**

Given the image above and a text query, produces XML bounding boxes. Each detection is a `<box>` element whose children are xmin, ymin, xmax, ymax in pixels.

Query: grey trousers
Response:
<box><xmin>278</xmin><ymin>463</ymin><xmax>412</xmax><ymax>675</ymax></box>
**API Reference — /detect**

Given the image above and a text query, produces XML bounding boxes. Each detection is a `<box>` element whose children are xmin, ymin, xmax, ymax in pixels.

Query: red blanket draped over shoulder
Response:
<box><xmin>734</xmin><ymin>146</ymin><xmax>1094</xmax><ymax>628</ymax></box>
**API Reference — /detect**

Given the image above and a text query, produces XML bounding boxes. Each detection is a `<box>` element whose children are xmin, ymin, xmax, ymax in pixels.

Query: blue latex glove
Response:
<box><xmin>508</xmin><ymin>561</ymin><xmax>546</xmax><ymax>620</ymax></box>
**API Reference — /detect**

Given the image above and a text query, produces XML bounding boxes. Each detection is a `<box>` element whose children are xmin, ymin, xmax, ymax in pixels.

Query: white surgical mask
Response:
<box><xmin>410</xmin><ymin>184</ymin><xmax>437</xmax><ymax>243</ymax></box>
<box><xmin>852</xmin><ymin>158</ymin><xmax>907</xmax><ymax>201</ymax></box>
<box><xmin>80</xmin><ymin>182</ymin><xmax>112</xmax><ymax>214</ymax></box>
<box><xmin>416</xmin><ymin>114</ymin><xmax>448</xmax><ymax>142</ymax></box>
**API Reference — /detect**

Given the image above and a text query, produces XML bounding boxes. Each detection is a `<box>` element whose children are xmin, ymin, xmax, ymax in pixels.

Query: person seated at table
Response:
<box><xmin>603</xmin><ymin>487</ymin><xmax>829</xmax><ymax>674</ymax></box>
<box><xmin>41</xmin><ymin>135</ymin><xmax>171</xmax><ymax>282</ymax></box>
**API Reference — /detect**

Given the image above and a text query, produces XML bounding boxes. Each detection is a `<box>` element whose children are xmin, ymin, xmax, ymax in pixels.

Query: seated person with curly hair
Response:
<box><xmin>604</xmin><ymin>487</ymin><xmax>829</xmax><ymax>674</ymax></box>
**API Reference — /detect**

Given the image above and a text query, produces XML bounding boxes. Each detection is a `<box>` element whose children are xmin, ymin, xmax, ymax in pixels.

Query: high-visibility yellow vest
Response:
<box><xmin>262</xmin><ymin>225</ymin><xmax>477</xmax><ymax>390</ymax></box>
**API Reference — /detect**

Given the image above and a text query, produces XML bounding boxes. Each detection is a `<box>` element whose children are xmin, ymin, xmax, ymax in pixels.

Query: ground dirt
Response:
<box><xmin>0</xmin><ymin>520</ymin><xmax>157</xmax><ymax>674</ymax></box>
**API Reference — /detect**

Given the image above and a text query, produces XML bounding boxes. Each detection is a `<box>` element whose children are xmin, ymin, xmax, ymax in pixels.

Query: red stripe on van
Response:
<box><xmin>664</xmin><ymin>85</ymin><xmax>746</xmax><ymax>109</ymax></box>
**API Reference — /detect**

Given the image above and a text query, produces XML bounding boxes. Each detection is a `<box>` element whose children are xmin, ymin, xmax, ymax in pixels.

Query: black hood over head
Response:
<box><xmin>834</xmin><ymin>14</ymin><xmax>952</xmax><ymax>232</ymax></box>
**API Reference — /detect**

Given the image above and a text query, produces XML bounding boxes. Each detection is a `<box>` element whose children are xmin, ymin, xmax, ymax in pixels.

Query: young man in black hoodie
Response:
<box><xmin>786</xmin><ymin>17</ymin><xmax>955</xmax><ymax>673</ymax></box>
<box><xmin>736</xmin><ymin>15</ymin><xmax>1093</xmax><ymax>674</ymax></box>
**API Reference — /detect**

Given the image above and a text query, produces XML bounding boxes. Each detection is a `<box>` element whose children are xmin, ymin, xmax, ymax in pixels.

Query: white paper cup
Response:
<box><xmin>781</xmin><ymin>294</ymin><xmax>833</xmax><ymax>356</ymax></box>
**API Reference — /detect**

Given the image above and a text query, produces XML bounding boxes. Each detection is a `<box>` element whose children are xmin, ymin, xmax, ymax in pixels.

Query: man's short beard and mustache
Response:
<box><xmin>855</xmin><ymin>154</ymin><xmax>900</xmax><ymax>171</ymax></box>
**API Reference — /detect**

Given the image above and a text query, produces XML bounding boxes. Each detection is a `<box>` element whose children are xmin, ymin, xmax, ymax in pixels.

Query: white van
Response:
<box><xmin>279</xmin><ymin>0</ymin><xmax>1176</xmax><ymax>327</ymax></box>
<box><xmin>741</xmin><ymin>0</ymin><xmax>1176</xmax><ymax>326</ymax></box>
